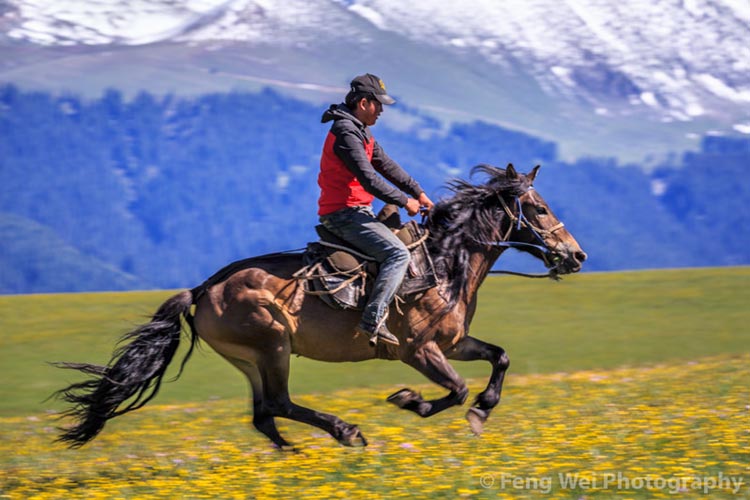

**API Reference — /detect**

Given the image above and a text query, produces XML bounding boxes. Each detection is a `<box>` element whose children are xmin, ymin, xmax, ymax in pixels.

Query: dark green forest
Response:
<box><xmin>0</xmin><ymin>84</ymin><xmax>748</xmax><ymax>293</ymax></box>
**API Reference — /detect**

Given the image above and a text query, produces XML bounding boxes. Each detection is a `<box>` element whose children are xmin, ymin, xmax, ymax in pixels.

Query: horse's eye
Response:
<box><xmin>537</xmin><ymin>206</ymin><xmax>548</xmax><ymax>215</ymax></box>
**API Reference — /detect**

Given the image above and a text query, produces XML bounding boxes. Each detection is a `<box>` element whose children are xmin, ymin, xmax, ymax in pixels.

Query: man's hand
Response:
<box><xmin>405</xmin><ymin>197</ymin><xmax>421</xmax><ymax>216</ymax></box>
<box><xmin>405</xmin><ymin>192</ymin><xmax>434</xmax><ymax>217</ymax></box>
<box><xmin>418</xmin><ymin>192</ymin><xmax>434</xmax><ymax>213</ymax></box>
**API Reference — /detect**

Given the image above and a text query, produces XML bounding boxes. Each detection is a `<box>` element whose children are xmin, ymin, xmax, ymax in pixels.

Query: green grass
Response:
<box><xmin>2</xmin><ymin>267</ymin><xmax>749</xmax><ymax>499</ymax></box>
<box><xmin>1</xmin><ymin>267</ymin><xmax>748</xmax><ymax>417</ymax></box>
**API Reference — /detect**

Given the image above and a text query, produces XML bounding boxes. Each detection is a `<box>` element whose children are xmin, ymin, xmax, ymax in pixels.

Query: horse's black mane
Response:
<box><xmin>426</xmin><ymin>164</ymin><xmax>533</xmax><ymax>305</ymax></box>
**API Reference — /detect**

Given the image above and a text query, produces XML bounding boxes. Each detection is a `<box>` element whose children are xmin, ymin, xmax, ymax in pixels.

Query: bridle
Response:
<box><xmin>496</xmin><ymin>190</ymin><xmax>565</xmax><ymax>252</ymax></box>
<box><xmin>487</xmin><ymin>189</ymin><xmax>567</xmax><ymax>279</ymax></box>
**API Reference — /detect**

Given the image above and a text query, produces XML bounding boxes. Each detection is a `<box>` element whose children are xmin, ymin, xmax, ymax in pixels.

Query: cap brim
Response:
<box><xmin>374</xmin><ymin>93</ymin><xmax>396</xmax><ymax>105</ymax></box>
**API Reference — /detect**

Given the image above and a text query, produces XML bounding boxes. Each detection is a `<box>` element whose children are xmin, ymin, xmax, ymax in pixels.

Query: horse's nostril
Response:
<box><xmin>575</xmin><ymin>251</ymin><xmax>588</xmax><ymax>262</ymax></box>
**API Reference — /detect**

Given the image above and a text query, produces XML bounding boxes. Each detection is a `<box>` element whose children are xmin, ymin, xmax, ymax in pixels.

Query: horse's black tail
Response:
<box><xmin>53</xmin><ymin>290</ymin><xmax>197</xmax><ymax>448</ymax></box>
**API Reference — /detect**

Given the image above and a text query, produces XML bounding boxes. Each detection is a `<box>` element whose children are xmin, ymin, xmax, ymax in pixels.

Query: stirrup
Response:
<box><xmin>373</xmin><ymin>310</ymin><xmax>399</xmax><ymax>346</ymax></box>
<box><xmin>356</xmin><ymin>322</ymin><xmax>400</xmax><ymax>347</ymax></box>
<box><xmin>370</xmin><ymin>328</ymin><xmax>400</xmax><ymax>347</ymax></box>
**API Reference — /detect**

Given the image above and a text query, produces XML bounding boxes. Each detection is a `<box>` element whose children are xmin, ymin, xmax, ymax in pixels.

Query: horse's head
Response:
<box><xmin>427</xmin><ymin>164</ymin><xmax>587</xmax><ymax>302</ymax></box>
<box><xmin>488</xmin><ymin>163</ymin><xmax>587</xmax><ymax>277</ymax></box>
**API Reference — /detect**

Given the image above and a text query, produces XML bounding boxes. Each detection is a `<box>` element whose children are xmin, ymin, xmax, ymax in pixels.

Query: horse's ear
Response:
<box><xmin>527</xmin><ymin>165</ymin><xmax>541</xmax><ymax>183</ymax></box>
<box><xmin>506</xmin><ymin>163</ymin><xmax>518</xmax><ymax>179</ymax></box>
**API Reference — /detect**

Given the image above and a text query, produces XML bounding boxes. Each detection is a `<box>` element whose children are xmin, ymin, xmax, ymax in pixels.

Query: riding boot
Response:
<box><xmin>356</xmin><ymin>312</ymin><xmax>400</xmax><ymax>346</ymax></box>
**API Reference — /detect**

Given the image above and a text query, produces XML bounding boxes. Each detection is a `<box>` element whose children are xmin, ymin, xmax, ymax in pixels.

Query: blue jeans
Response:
<box><xmin>320</xmin><ymin>206</ymin><xmax>410</xmax><ymax>327</ymax></box>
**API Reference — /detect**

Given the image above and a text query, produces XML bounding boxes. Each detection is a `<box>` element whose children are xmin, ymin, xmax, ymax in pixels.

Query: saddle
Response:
<box><xmin>299</xmin><ymin>205</ymin><xmax>439</xmax><ymax>310</ymax></box>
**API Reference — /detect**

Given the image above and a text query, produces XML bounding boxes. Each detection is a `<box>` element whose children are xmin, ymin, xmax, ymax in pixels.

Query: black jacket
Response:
<box><xmin>320</xmin><ymin>103</ymin><xmax>423</xmax><ymax>207</ymax></box>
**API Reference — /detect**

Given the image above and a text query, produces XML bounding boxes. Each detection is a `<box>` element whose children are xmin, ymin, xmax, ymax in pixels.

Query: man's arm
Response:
<box><xmin>333</xmin><ymin>129</ymin><xmax>409</xmax><ymax>207</ymax></box>
<box><xmin>370</xmin><ymin>141</ymin><xmax>424</xmax><ymax>199</ymax></box>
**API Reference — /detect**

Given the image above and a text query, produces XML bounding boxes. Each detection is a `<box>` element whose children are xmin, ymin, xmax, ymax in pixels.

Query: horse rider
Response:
<box><xmin>317</xmin><ymin>73</ymin><xmax>434</xmax><ymax>347</ymax></box>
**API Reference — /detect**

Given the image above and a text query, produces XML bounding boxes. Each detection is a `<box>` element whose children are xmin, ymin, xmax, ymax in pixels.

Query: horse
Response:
<box><xmin>54</xmin><ymin>163</ymin><xmax>586</xmax><ymax>449</ymax></box>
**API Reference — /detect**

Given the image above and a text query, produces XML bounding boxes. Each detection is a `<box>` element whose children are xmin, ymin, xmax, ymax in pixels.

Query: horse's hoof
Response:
<box><xmin>339</xmin><ymin>425</ymin><xmax>368</xmax><ymax>447</ymax></box>
<box><xmin>466</xmin><ymin>407</ymin><xmax>488</xmax><ymax>436</ymax></box>
<box><xmin>275</xmin><ymin>443</ymin><xmax>299</xmax><ymax>453</ymax></box>
<box><xmin>386</xmin><ymin>388</ymin><xmax>420</xmax><ymax>408</ymax></box>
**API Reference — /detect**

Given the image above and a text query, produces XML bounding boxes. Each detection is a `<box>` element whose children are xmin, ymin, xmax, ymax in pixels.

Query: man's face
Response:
<box><xmin>356</xmin><ymin>98</ymin><xmax>383</xmax><ymax>126</ymax></box>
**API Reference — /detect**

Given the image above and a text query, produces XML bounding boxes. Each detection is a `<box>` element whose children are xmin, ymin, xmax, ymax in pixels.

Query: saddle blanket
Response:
<box><xmin>301</xmin><ymin>220</ymin><xmax>438</xmax><ymax>310</ymax></box>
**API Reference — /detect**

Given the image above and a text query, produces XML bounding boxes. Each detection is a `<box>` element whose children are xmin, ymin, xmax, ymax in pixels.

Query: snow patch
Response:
<box><xmin>563</xmin><ymin>0</ymin><xmax>630</xmax><ymax>53</ymax></box>
<box><xmin>7</xmin><ymin>0</ymin><xmax>228</xmax><ymax>45</ymax></box>
<box><xmin>348</xmin><ymin>4</ymin><xmax>387</xmax><ymax>30</ymax></box>
<box><xmin>640</xmin><ymin>92</ymin><xmax>659</xmax><ymax>107</ymax></box>
<box><xmin>276</xmin><ymin>172</ymin><xmax>290</xmax><ymax>191</ymax></box>
<box><xmin>289</xmin><ymin>165</ymin><xmax>309</xmax><ymax>174</ymax></box>
<box><xmin>682</xmin><ymin>0</ymin><xmax>706</xmax><ymax>17</ymax></box>
<box><xmin>551</xmin><ymin>66</ymin><xmax>575</xmax><ymax>86</ymax></box>
<box><xmin>717</xmin><ymin>0</ymin><xmax>750</xmax><ymax>23</ymax></box>
<box><xmin>686</xmin><ymin>102</ymin><xmax>705</xmax><ymax>117</ymax></box>
<box><xmin>651</xmin><ymin>179</ymin><xmax>667</xmax><ymax>197</ymax></box>
<box><xmin>695</xmin><ymin>73</ymin><xmax>750</xmax><ymax>103</ymax></box>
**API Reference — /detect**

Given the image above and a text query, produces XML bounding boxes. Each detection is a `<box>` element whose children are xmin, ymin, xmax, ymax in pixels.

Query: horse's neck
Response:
<box><xmin>462</xmin><ymin>247</ymin><xmax>505</xmax><ymax>303</ymax></box>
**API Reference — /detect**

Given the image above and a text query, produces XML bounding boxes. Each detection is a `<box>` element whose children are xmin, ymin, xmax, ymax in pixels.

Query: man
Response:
<box><xmin>318</xmin><ymin>73</ymin><xmax>434</xmax><ymax>347</ymax></box>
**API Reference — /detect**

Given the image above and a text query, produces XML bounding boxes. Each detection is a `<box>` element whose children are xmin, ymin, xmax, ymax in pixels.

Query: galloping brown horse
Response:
<box><xmin>55</xmin><ymin>164</ymin><xmax>586</xmax><ymax>449</ymax></box>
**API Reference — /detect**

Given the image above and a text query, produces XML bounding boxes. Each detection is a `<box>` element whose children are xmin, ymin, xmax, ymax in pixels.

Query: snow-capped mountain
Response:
<box><xmin>2</xmin><ymin>0</ymin><xmax>749</xmax><ymax>161</ymax></box>
<box><xmin>2</xmin><ymin>0</ymin><xmax>356</xmax><ymax>46</ymax></box>
<box><xmin>353</xmin><ymin>0</ymin><xmax>750</xmax><ymax>124</ymax></box>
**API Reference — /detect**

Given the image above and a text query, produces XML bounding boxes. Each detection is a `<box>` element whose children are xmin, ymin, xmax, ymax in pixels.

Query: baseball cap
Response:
<box><xmin>349</xmin><ymin>73</ymin><xmax>396</xmax><ymax>105</ymax></box>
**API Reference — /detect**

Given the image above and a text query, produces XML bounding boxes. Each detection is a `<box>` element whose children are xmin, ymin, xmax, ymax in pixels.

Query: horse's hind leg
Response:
<box><xmin>387</xmin><ymin>340</ymin><xmax>469</xmax><ymax>417</ymax></box>
<box><xmin>224</xmin><ymin>357</ymin><xmax>293</xmax><ymax>449</ymax></box>
<box><xmin>257</xmin><ymin>354</ymin><xmax>368</xmax><ymax>447</ymax></box>
<box><xmin>446</xmin><ymin>335</ymin><xmax>509</xmax><ymax>435</ymax></box>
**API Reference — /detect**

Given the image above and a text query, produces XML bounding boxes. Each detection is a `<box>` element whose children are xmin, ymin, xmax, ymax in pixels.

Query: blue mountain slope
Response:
<box><xmin>0</xmin><ymin>214</ymin><xmax>145</xmax><ymax>293</ymax></box>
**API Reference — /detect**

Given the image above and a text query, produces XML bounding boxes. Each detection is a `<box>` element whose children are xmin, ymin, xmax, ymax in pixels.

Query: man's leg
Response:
<box><xmin>320</xmin><ymin>207</ymin><xmax>410</xmax><ymax>344</ymax></box>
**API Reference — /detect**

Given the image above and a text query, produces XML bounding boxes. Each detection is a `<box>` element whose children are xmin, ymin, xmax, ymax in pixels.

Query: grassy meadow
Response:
<box><xmin>1</xmin><ymin>267</ymin><xmax>749</xmax><ymax>498</ymax></box>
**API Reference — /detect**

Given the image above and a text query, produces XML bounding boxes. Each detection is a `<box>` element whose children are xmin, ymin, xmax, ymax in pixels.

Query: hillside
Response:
<box><xmin>1</xmin><ymin>85</ymin><xmax>748</xmax><ymax>293</ymax></box>
<box><xmin>0</xmin><ymin>214</ymin><xmax>144</xmax><ymax>293</ymax></box>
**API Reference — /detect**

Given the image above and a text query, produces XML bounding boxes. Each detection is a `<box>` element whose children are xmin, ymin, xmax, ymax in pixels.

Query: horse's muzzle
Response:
<box><xmin>550</xmin><ymin>247</ymin><xmax>587</xmax><ymax>275</ymax></box>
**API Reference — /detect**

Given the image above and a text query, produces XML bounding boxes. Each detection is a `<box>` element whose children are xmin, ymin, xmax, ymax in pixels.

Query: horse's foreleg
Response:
<box><xmin>387</xmin><ymin>340</ymin><xmax>468</xmax><ymax>417</ymax></box>
<box><xmin>446</xmin><ymin>335</ymin><xmax>509</xmax><ymax>435</ymax></box>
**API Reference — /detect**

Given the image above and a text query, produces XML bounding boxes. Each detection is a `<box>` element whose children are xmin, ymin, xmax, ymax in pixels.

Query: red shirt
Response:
<box><xmin>318</xmin><ymin>132</ymin><xmax>375</xmax><ymax>216</ymax></box>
